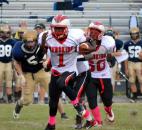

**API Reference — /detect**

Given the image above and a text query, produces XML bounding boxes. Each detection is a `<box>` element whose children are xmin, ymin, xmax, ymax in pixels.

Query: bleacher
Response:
<box><xmin>1</xmin><ymin>0</ymin><xmax>142</xmax><ymax>41</ymax></box>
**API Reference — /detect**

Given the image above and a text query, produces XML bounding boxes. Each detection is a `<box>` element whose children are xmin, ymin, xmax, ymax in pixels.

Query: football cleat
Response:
<box><xmin>13</xmin><ymin>101</ymin><xmax>23</xmax><ymax>119</ymax></box>
<box><xmin>106</xmin><ymin>109</ymin><xmax>114</xmax><ymax>122</ymax></box>
<box><xmin>45</xmin><ymin>123</ymin><xmax>55</xmax><ymax>130</ymax></box>
<box><xmin>83</xmin><ymin>120</ymin><xmax>98</xmax><ymax>130</ymax></box>
<box><xmin>74</xmin><ymin>115</ymin><xmax>82</xmax><ymax>129</ymax></box>
<box><xmin>61</xmin><ymin>113</ymin><xmax>69</xmax><ymax>120</ymax></box>
<box><xmin>13</xmin><ymin>110</ymin><xmax>20</xmax><ymax>119</ymax></box>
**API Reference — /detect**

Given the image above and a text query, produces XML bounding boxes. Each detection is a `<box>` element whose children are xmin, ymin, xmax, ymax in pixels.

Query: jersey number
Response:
<box><xmin>58</xmin><ymin>54</ymin><xmax>65</xmax><ymax>67</ymax></box>
<box><xmin>27</xmin><ymin>56</ymin><xmax>38</xmax><ymax>65</ymax></box>
<box><xmin>89</xmin><ymin>59</ymin><xmax>105</xmax><ymax>72</ymax></box>
<box><xmin>128</xmin><ymin>46</ymin><xmax>141</xmax><ymax>58</ymax></box>
<box><xmin>0</xmin><ymin>45</ymin><xmax>12</xmax><ymax>57</ymax></box>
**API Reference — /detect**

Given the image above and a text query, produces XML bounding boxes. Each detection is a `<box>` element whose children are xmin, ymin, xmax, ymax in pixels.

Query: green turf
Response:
<box><xmin>0</xmin><ymin>103</ymin><xmax>142</xmax><ymax>130</ymax></box>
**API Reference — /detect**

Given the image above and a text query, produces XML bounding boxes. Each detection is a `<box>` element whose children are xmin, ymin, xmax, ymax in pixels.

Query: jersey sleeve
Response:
<box><xmin>101</xmin><ymin>36</ymin><xmax>116</xmax><ymax>53</ymax></box>
<box><xmin>70</xmin><ymin>29</ymin><xmax>86</xmax><ymax>45</ymax></box>
<box><xmin>12</xmin><ymin>42</ymin><xmax>23</xmax><ymax>61</ymax></box>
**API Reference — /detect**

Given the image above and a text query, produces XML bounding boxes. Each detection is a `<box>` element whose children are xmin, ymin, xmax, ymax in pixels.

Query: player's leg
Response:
<box><xmin>58</xmin><ymin>72</ymin><xmax>93</xmax><ymax>128</ymax></box>
<box><xmin>13</xmin><ymin>73</ymin><xmax>35</xmax><ymax>119</ymax></box>
<box><xmin>0</xmin><ymin>62</ymin><xmax>5</xmax><ymax>103</ymax></box>
<box><xmin>37</xmin><ymin>70</ymin><xmax>50</xmax><ymax>104</ymax></box>
<box><xmin>86</xmin><ymin>78</ymin><xmax>103</xmax><ymax>128</ymax></box>
<box><xmin>98</xmin><ymin>78</ymin><xmax>114</xmax><ymax>122</ymax></box>
<box><xmin>45</xmin><ymin>75</ymin><xmax>61</xmax><ymax>130</ymax></box>
<box><xmin>5</xmin><ymin>62</ymin><xmax>13</xmax><ymax>103</ymax></box>
<box><xmin>136</xmin><ymin>63</ymin><xmax>142</xmax><ymax>95</ymax></box>
<box><xmin>73</xmin><ymin>70</ymin><xmax>91</xmax><ymax>129</ymax></box>
<box><xmin>13</xmin><ymin>70</ymin><xmax>22</xmax><ymax>102</ymax></box>
<box><xmin>128</xmin><ymin>62</ymin><xmax>137</xmax><ymax>102</ymax></box>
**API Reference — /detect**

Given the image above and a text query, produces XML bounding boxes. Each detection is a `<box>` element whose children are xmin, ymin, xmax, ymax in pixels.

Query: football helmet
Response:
<box><xmin>22</xmin><ymin>30</ymin><xmax>38</xmax><ymax>52</ymax></box>
<box><xmin>104</xmin><ymin>28</ymin><xmax>115</xmax><ymax>38</ymax></box>
<box><xmin>0</xmin><ymin>24</ymin><xmax>11</xmax><ymax>40</ymax></box>
<box><xmin>15</xmin><ymin>27</ymin><xmax>27</xmax><ymax>40</ymax></box>
<box><xmin>87</xmin><ymin>21</ymin><xmax>105</xmax><ymax>41</ymax></box>
<box><xmin>130</xmin><ymin>27</ymin><xmax>140</xmax><ymax>41</ymax></box>
<box><xmin>50</xmin><ymin>14</ymin><xmax>70</xmax><ymax>40</ymax></box>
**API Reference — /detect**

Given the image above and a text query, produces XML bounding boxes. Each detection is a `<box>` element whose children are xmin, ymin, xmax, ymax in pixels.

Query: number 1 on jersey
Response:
<box><xmin>58</xmin><ymin>54</ymin><xmax>65</xmax><ymax>67</ymax></box>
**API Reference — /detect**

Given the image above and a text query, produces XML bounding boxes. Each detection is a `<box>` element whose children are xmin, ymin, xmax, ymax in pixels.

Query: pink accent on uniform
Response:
<box><xmin>91</xmin><ymin>106</ymin><xmax>102</xmax><ymax>123</ymax></box>
<box><xmin>99</xmin><ymin>78</ymin><xmax>104</xmax><ymax>94</ymax></box>
<box><xmin>65</xmin><ymin>73</ymin><xmax>74</xmax><ymax>86</ymax></box>
<box><xmin>83</xmin><ymin>109</ymin><xmax>90</xmax><ymax>118</ymax></box>
<box><xmin>48</xmin><ymin>116</ymin><xmax>56</xmax><ymax>125</ymax></box>
<box><xmin>51</xmin><ymin>69</ymin><xmax>61</xmax><ymax>76</ymax></box>
<box><xmin>71</xmin><ymin>98</ymin><xmax>79</xmax><ymax>105</ymax></box>
<box><xmin>104</xmin><ymin>106</ymin><xmax>112</xmax><ymax>115</ymax></box>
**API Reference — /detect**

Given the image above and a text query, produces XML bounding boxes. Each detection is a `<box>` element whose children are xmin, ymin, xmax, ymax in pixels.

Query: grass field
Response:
<box><xmin>0</xmin><ymin>103</ymin><xmax>142</xmax><ymax>130</ymax></box>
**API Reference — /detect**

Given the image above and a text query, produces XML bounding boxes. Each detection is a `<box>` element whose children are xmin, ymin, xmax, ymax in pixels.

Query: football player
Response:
<box><xmin>0</xmin><ymin>24</ymin><xmax>16</xmax><ymax>103</ymax></box>
<box><xmin>35</xmin><ymin>23</ymin><xmax>69</xmax><ymax>119</ymax></box>
<box><xmin>79</xmin><ymin>21</ymin><xmax>117</xmax><ymax>124</ymax></box>
<box><xmin>12</xmin><ymin>30</ymin><xmax>50</xmax><ymax>119</ymax></box>
<box><xmin>44</xmin><ymin>14</ymin><xmax>93</xmax><ymax>130</ymax></box>
<box><xmin>124</xmin><ymin>27</ymin><xmax>142</xmax><ymax>102</ymax></box>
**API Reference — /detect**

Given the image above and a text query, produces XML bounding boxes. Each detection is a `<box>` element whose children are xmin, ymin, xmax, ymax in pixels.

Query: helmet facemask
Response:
<box><xmin>0</xmin><ymin>24</ymin><xmax>11</xmax><ymax>41</ymax></box>
<box><xmin>88</xmin><ymin>28</ymin><xmax>103</xmax><ymax>41</ymax></box>
<box><xmin>130</xmin><ymin>27</ymin><xmax>140</xmax><ymax>41</ymax></box>
<box><xmin>51</xmin><ymin>25</ymin><xmax>68</xmax><ymax>40</ymax></box>
<box><xmin>87</xmin><ymin>21</ymin><xmax>105</xmax><ymax>41</ymax></box>
<box><xmin>22</xmin><ymin>31</ymin><xmax>38</xmax><ymax>53</ymax></box>
<box><xmin>50</xmin><ymin>14</ymin><xmax>70</xmax><ymax>41</ymax></box>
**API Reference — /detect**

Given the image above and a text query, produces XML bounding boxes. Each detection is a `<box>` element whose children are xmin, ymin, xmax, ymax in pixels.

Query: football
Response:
<box><xmin>79</xmin><ymin>43</ymin><xmax>90</xmax><ymax>54</ymax></box>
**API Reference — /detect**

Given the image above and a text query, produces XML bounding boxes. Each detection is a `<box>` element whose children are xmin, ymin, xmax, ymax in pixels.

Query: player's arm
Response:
<box><xmin>13</xmin><ymin>60</ymin><xmax>23</xmax><ymax>75</ymax></box>
<box><xmin>78</xmin><ymin>39</ymin><xmax>96</xmax><ymax>55</ymax></box>
<box><xmin>13</xmin><ymin>59</ymin><xmax>26</xmax><ymax>86</ymax></box>
<box><xmin>42</xmin><ymin>57</ymin><xmax>52</xmax><ymax>72</ymax></box>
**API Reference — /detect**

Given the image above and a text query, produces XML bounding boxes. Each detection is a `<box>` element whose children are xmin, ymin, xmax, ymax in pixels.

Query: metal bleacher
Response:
<box><xmin>1</xmin><ymin>0</ymin><xmax>142</xmax><ymax>41</ymax></box>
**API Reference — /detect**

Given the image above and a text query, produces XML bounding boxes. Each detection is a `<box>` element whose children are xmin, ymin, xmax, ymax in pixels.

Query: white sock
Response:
<box><xmin>0</xmin><ymin>92</ymin><xmax>3</xmax><ymax>98</ymax></box>
<box><xmin>62</xmin><ymin>92</ymin><xmax>66</xmax><ymax>99</ymax></box>
<box><xmin>33</xmin><ymin>92</ymin><xmax>38</xmax><ymax>98</ymax></box>
<box><xmin>44</xmin><ymin>93</ymin><xmax>48</xmax><ymax>98</ymax></box>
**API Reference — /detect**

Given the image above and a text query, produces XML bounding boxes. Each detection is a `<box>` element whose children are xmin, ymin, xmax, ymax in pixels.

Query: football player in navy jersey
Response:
<box><xmin>12</xmin><ymin>30</ymin><xmax>50</xmax><ymax>119</ymax></box>
<box><xmin>0</xmin><ymin>24</ymin><xmax>16</xmax><ymax>103</ymax></box>
<box><xmin>124</xmin><ymin>27</ymin><xmax>142</xmax><ymax>102</ymax></box>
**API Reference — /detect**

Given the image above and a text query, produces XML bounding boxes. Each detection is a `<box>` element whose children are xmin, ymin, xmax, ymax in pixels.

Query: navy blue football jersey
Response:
<box><xmin>12</xmin><ymin>41</ymin><xmax>45</xmax><ymax>73</ymax></box>
<box><xmin>0</xmin><ymin>39</ymin><xmax>16</xmax><ymax>63</ymax></box>
<box><xmin>124</xmin><ymin>40</ymin><xmax>142</xmax><ymax>62</ymax></box>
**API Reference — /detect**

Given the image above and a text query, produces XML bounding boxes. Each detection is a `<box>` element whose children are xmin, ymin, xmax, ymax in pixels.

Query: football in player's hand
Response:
<box><xmin>79</xmin><ymin>43</ymin><xmax>90</xmax><ymax>54</ymax></box>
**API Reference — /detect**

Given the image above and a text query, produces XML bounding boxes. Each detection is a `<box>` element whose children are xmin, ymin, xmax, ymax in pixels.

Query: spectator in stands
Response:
<box><xmin>124</xmin><ymin>27</ymin><xmax>142</xmax><ymax>103</ymax></box>
<box><xmin>0</xmin><ymin>24</ymin><xmax>16</xmax><ymax>103</ymax></box>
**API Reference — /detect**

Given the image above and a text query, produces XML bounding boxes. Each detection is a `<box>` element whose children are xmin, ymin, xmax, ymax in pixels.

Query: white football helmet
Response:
<box><xmin>50</xmin><ymin>14</ymin><xmax>70</xmax><ymax>40</ymax></box>
<box><xmin>87</xmin><ymin>21</ymin><xmax>105</xmax><ymax>41</ymax></box>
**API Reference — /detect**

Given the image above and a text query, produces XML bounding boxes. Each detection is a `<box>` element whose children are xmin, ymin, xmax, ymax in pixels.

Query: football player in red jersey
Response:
<box><xmin>79</xmin><ymin>22</ymin><xmax>116</xmax><ymax>124</ymax></box>
<box><xmin>44</xmin><ymin>14</ymin><xmax>93</xmax><ymax>130</ymax></box>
